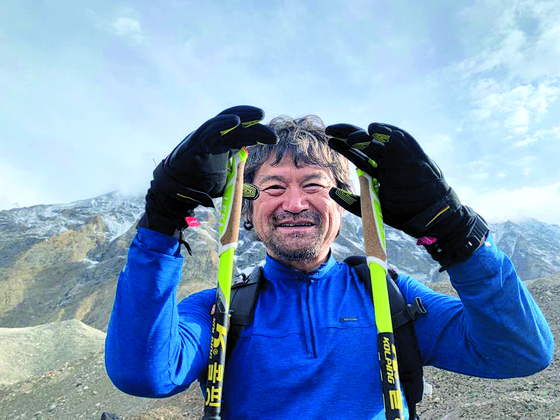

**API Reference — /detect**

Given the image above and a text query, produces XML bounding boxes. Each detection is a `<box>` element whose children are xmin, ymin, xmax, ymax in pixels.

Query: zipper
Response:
<box><xmin>301</xmin><ymin>280</ymin><xmax>318</xmax><ymax>358</ymax></box>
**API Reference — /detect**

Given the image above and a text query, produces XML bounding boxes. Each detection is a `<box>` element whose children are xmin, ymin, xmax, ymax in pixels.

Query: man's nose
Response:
<box><xmin>281</xmin><ymin>189</ymin><xmax>308</xmax><ymax>213</ymax></box>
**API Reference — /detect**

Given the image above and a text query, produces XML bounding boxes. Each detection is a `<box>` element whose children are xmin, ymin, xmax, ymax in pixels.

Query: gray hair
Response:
<box><xmin>242</xmin><ymin>115</ymin><xmax>352</xmax><ymax>222</ymax></box>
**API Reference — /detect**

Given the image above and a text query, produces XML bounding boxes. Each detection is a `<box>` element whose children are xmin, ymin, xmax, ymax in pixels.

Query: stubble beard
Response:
<box><xmin>255</xmin><ymin>213</ymin><xmax>324</xmax><ymax>262</ymax></box>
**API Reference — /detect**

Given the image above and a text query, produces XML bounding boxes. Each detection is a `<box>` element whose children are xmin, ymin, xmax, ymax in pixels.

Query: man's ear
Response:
<box><xmin>337</xmin><ymin>203</ymin><xmax>345</xmax><ymax>216</ymax></box>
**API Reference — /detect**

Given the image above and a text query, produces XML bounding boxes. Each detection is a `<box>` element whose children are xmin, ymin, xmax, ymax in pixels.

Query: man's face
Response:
<box><xmin>251</xmin><ymin>156</ymin><xmax>343</xmax><ymax>271</ymax></box>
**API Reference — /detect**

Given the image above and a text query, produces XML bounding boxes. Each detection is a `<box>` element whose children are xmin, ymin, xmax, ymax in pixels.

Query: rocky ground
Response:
<box><xmin>0</xmin><ymin>274</ymin><xmax>558</xmax><ymax>420</ymax></box>
<box><xmin>416</xmin><ymin>275</ymin><xmax>560</xmax><ymax>420</ymax></box>
<box><xmin>0</xmin><ymin>348</ymin><xmax>205</xmax><ymax>420</ymax></box>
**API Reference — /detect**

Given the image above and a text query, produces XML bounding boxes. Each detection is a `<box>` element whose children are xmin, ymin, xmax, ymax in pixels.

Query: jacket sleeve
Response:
<box><xmin>397</xmin><ymin>235</ymin><xmax>554</xmax><ymax>378</ymax></box>
<box><xmin>105</xmin><ymin>227</ymin><xmax>215</xmax><ymax>397</ymax></box>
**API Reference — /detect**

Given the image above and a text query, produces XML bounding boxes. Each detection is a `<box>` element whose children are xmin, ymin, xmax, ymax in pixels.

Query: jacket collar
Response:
<box><xmin>262</xmin><ymin>251</ymin><xmax>336</xmax><ymax>282</ymax></box>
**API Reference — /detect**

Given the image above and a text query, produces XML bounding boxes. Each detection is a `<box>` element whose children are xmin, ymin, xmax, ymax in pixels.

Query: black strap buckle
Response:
<box><xmin>406</xmin><ymin>297</ymin><xmax>427</xmax><ymax>320</ymax></box>
<box><xmin>392</xmin><ymin>297</ymin><xmax>427</xmax><ymax>328</ymax></box>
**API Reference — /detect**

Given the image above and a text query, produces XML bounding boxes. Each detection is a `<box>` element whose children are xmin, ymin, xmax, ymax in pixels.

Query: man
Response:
<box><xmin>105</xmin><ymin>106</ymin><xmax>554</xmax><ymax>420</ymax></box>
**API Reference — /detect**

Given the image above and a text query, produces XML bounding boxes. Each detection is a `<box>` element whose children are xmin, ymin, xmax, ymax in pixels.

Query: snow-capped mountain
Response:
<box><xmin>489</xmin><ymin>218</ymin><xmax>560</xmax><ymax>281</ymax></box>
<box><xmin>1</xmin><ymin>191</ymin><xmax>145</xmax><ymax>241</ymax></box>
<box><xmin>1</xmin><ymin>191</ymin><xmax>559</xmax><ymax>331</ymax></box>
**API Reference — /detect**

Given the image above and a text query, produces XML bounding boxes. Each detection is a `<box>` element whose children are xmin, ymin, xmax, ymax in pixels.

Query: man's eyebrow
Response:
<box><xmin>256</xmin><ymin>174</ymin><xmax>286</xmax><ymax>184</ymax></box>
<box><xmin>256</xmin><ymin>172</ymin><xmax>331</xmax><ymax>184</ymax></box>
<box><xmin>300</xmin><ymin>173</ymin><xmax>331</xmax><ymax>183</ymax></box>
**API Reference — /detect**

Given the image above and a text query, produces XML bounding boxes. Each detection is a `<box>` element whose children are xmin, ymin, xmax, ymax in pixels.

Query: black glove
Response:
<box><xmin>138</xmin><ymin>105</ymin><xmax>278</xmax><ymax>237</ymax></box>
<box><xmin>326</xmin><ymin>123</ymin><xmax>488</xmax><ymax>270</ymax></box>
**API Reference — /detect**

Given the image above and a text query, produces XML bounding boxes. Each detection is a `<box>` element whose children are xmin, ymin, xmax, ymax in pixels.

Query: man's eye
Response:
<box><xmin>263</xmin><ymin>186</ymin><xmax>285</xmax><ymax>196</ymax></box>
<box><xmin>303</xmin><ymin>183</ymin><xmax>325</xmax><ymax>193</ymax></box>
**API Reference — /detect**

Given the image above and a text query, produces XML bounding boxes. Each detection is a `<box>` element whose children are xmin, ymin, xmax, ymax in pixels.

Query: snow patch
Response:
<box><xmin>81</xmin><ymin>258</ymin><xmax>99</xmax><ymax>269</ymax></box>
<box><xmin>238</xmin><ymin>260</ymin><xmax>265</xmax><ymax>276</ymax></box>
<box><xmin>331</xmin><ymin>243</ymin><xmax>351</xmax><ymax>255</ymax></box>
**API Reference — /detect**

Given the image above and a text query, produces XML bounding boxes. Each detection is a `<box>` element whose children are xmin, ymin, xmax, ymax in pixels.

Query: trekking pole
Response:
<box><xmin>357</xmin><ymin>168</ymin><xmax>404</xmax><ymax>420</ymax></box>
<box><xmin>203</xmin><ymin>147</ymin><xmax>248</xmax><ymax>420</ymax></box>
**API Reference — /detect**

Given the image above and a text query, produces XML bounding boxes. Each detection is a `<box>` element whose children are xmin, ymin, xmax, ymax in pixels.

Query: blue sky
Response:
<box><xmin>1</xmin><ymin>0</ymin><xmax>559</xmax><ymax>225</ymax></box>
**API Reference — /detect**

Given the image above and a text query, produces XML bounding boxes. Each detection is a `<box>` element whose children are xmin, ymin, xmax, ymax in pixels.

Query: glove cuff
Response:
<box><xmin>401</xmin><ymin>190</ymin><xmax>462</xmax><ymax>238</ymax></box>
<box><xmin>153</xmin><ymin>161</ymin><xmax>215</xmax><ymax>208</ymax></box>
<box><xmin>136</xmin><ymin>183</ymin><xmax>198</xmax><ymax>236</ymax></box>
<box><xmin>137</xmin><ymin>160</ymin><xmax>219</xmax><ymax>237</ymax></box>
<box><xmin>422</xmin><ymin>209</ymin><xmax>489</xmax><ymax>270</ymax></box>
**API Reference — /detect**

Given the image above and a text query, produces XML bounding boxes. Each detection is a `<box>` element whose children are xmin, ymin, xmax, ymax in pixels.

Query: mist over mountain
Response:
<box><xmin>1</xmin><ymin>191</ymin><xmax>559</xmax><ymax>332</ymax></box>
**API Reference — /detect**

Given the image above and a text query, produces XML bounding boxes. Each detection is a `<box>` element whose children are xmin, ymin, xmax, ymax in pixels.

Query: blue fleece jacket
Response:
<box><xmin>105</xmin><ymin>227</ymin><xmax>554</xmax><ymax>420</ymax></box>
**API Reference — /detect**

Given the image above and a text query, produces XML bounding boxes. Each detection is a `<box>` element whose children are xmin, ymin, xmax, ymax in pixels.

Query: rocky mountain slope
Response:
<box><xmin>0</xmin><ymin>192</ymin><xmax>145</xmax><ymax>330</ymax></box>
<box><xmin>1</xmin><ymin>191</ymin><xmax>559</xmax><ymax>332</ymax></box>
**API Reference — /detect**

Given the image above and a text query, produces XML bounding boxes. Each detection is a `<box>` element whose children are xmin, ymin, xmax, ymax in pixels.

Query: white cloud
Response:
<box><xmin>458</xmin><ymin>160</ymin><xmax>492</xmax><ymax>181</ymax></box>
<box><xmin>465</xmin><ymin>159</ymin><xmax>487</xmax><ymax>171</ymax></box>
<box><xmin>513</xmin><ymin>156</ymin><xmax>537</xmax><ymax>166</ymax></box>
<box><xmin>467</xmin><ymin>82</ymin><xmax>559</xmax><ymax>135</ymax></box>
<box><xmin>0</xmin><ymin>161</ymin><xmax>46</xmax><ymax>211</ymax></box>
<box><xmin>438</xmin><ymin>1</ymin><xmax>560</xmax><ymax>140</ymax></box>
<box><xmin>512</xmin><ymin>156</ymin><xmax>537</xmax><ymax>176</ymax></box>
<box><xmin>457</xmin><ymin>181</ymin><xmax>560</xmax><ymax>226</ymax></box>
<box><xmin>458</xmin><ymin>28</ymin><xmax>526</xmax><ymax>78</ymax></box>
<box><xmin>456</xmin><ymin>1</ymin><xmax>560</xmax><ymax>82</ymax></box>
<box><xmin>513</xmin><ymin>125</ymin><xmax>560</xmax><ymax>148</ymax></box>
<box><xmin>514</xmin><ymin>136</ymin><xmax>538</xmax><ymax>148</ymax></box>
<box><xmin>470</xmin><ymin>172</ymin><xmax>490</xmax><ymax>180</ymax></box>
<box><xmin>112</xmin><ymin>17</ymin><xmax>143</xmax><ymax>42</ymax></box>
<box><xmin>419</xmin><ymin>133</ymin><xmax>454</xmax><ymax>162</ymax></box>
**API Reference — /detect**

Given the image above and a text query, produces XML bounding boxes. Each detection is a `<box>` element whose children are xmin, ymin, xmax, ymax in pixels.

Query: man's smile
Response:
<box><xmin>275</xmin><ymin>220</ymin><xmax>316</xmax><ymax>229</ymax></box>
<box><xmin>272</xmin><ymin>213</ymin><xmax>320</xmax><ymax>232</ymax></box>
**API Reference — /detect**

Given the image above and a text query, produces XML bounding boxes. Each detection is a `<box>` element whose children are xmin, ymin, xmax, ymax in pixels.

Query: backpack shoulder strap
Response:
<box><xmin>343</xmin><ymin>255</ymin><xmax>426</xmax><ymax>420</ymax></box>
<box><xmin>226</xmin><ymin>265</ymin><xmax>265</xmax><ymax>362</ymax></box>
<box><xmin>343</xmin><ymin>255</ymin><xmax>426</xmax><ymax>326</ymax></box>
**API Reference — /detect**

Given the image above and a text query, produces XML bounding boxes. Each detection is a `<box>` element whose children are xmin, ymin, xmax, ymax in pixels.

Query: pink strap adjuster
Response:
<box><xmin>416</xmin><ymin>236</ymin><xmax>438</xmax><ymax>246</ymax></box>
<box><xmin>185</xmin><ymin>216</ymin><xmax>200</xmax><ymax>227</ymax></box>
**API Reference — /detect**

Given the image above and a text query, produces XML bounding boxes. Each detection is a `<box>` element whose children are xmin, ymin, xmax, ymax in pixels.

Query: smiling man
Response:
<box><xmin>251</xmin><ymin>157</ymin><xmax>342</xmax><ymax>271</ymax></box>
<box><xmin>105</xmin><ymin>106</ymin><xmax>554</xmax><ymax>420</ymax></box>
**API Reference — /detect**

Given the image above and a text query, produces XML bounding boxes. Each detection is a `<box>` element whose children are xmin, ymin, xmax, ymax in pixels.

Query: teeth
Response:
<box><xmin>280</xmin><ymin>223</ymin><xmax>313</xmax><ymax>227</ymax></box>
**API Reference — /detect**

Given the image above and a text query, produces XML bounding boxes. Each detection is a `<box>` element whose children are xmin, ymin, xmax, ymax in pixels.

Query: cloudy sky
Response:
<box><xmin>1</xmin><ymin>0</ymin><xmax>559</xmax><ymax>225</ymax></box>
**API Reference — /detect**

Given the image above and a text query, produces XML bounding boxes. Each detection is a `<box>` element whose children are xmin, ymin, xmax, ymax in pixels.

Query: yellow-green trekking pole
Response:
<box><xmin>203</xmin><ymin>147</ymin><xmax>248</xmax><ymax>420</ymax></box>
<box><xmin>326</xmin><ymin>123</ymin><xmax>405</xmax><ymax>419</ymax></box>
<box><xmin>358</xmin><ymin>168</ymin><xmax>404</xmax><ymax>420</ymax></box>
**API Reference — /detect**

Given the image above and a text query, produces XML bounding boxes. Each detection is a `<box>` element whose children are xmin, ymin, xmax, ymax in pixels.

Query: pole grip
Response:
<box><xmin>220</xmin><ymin>155</ymin><xmax>246</xmax><ymax>246</ymax></box>
<box><xmin>358</xmin><ymin>174</ymin><xmax>386</xmax><ymax>262</ymax></box>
